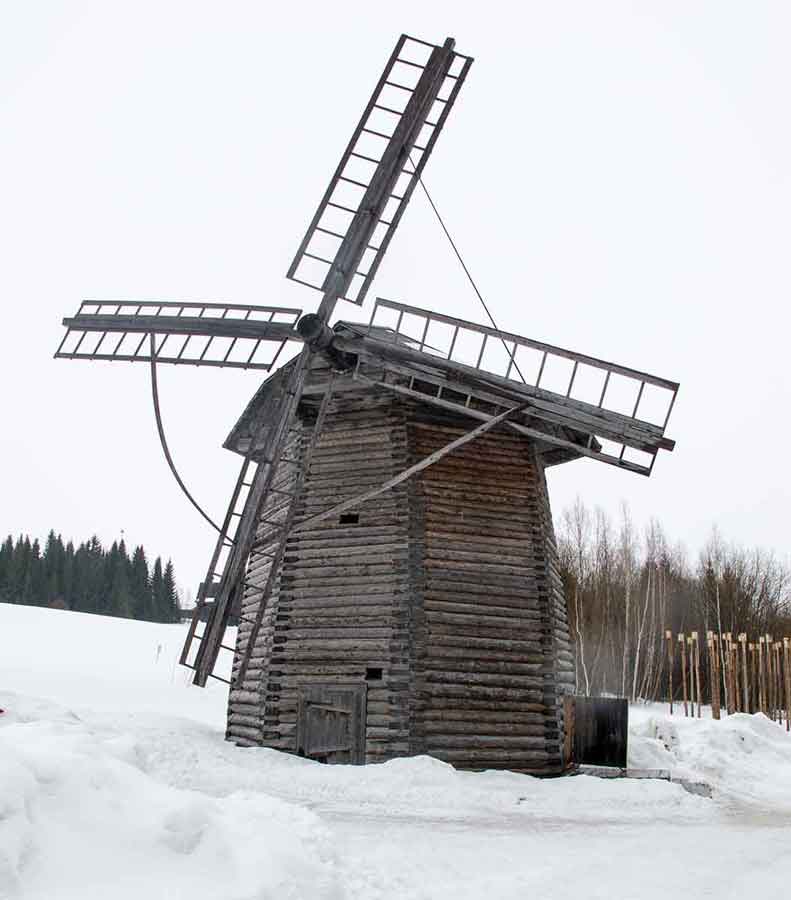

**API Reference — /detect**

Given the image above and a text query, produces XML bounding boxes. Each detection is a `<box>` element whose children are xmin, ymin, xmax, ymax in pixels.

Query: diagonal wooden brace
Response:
<box><xmin>291</xmin><ymin>402</ymin><xmax>528</xmax><ymax>534</ymax></box>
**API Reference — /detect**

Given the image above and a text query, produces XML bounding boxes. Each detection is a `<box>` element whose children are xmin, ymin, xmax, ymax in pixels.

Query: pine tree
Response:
<box><xmin>0</xmin><ymin>536</ymin><xmax>13</xmax><ymax>603</ymax></box>
<box><xmin>15</xmin><ymin>536</ymin><xmax>33</xmax><ymax>605</ymax></box>
<box><xmin>29</xmin><ymin>539</ymin><xmax>46</xmax><ymax>606</ymax></box>
<box><xmin>150</xmin><ymin>557</ymin><xmax>165</xmax><ymax>623</ymax></box>
<box><xmin>62</xmin><ymin>541</ymin><xmax>75</xmax><ymax>609</ymax></box>
<box><xmin>162</xmin><ymin>560</ymin><xmax>181</xmax><ymax>623</ymax></box>
<box><xmin>129</xmin><ymin>545</ymin><xmax>151</xmax><ymax>620</ymax></box>
<box><xmin>43</xmin><ymin>530</ymin><xmax>66</xmax><ymax>607</ymax></box>
<box><xmin>110</xmin><ymin>556</ymin><xmax>133</xmax><ymax>617</ymax></box>
<box><xmin>83</xmin><ymin>536</ymin><xmax>105</xmax><ymax>614</ymax></box>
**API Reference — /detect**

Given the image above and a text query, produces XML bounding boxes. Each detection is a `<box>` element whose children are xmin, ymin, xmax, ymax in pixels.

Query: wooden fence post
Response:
<box><xmin>687</xmin><ymin>637</ymin><xmax>695</xmax><ymax>718</ymax></box>
<box><xmin>758</xmin><ymin>637</ymin><xmax>766</xmax><ymax>715</ymax></box>
<box><xmin>692</xmin><ymin>632</ymin><xmax>702</xmax><ymax>718</ymax></box>
<box><xmin>775</xmin><ymin>642</ymin><xmax>783</xmax><ymax>724</ymax></box>
<box><xmin>722</xmin><ymin>631</ymin><xmax>736</xmax><ymax>716</ymax></box>
<box><xmin>708</xmin><ymin>632</ymin><xmax>721</xmax><ymax>720</ymax></box>
<box><xmin>679</xmin><ymin>633</ymin><xmax>688</xmax><ymax>717</ymax></box>
<box><xmin>732</xmin><ymin>640</ymin><xmax>741</xmax><ymax>712</ymax></box>
<box><xmin>666</xmin><ymin>630</ymin><xmax>674</xmax><ymax>715</ymax></box>
<box><xmin>784</xmin><ymin>638</ymin><xmax>790</xmax><ymax>732</ymax></box>
<box><xmin>739</xmin><ymin>633</ymin><xmax>749</xmax><ymax>713</ymax></box>
<box><xmin>767</xmin><ymin>634</ymin><xmax>775</xmax><ymax>720</ymax></box>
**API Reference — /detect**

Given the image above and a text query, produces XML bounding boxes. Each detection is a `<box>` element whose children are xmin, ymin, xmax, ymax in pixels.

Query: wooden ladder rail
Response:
<box><xmin>179</xmin><ymin>370</ymin><xmax>297</xmax><ymax>676</ymax></box>
<box><xmin>232</xmin><ymin>374</ymin><xmax>336</xmax><ymax>688</ymax></box>
<box><xmin>188</xmin><ymin>352</ymin><xmax>310</xmax><ymax>686</ymax></box>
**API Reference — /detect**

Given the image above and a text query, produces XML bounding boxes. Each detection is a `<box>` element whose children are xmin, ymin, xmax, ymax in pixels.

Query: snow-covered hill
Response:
<box><xmin>1</xmin><ymin>604</ymin><xmax>791</xmax><ymax>899</ymax></box>
<box><xmin>0</xmin><ymin>603</ymin><xmax>230</xmax><ymax>727</ymax></box>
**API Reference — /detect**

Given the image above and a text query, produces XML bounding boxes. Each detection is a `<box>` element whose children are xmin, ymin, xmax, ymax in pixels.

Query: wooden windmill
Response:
<box><xmin>55</xmin><ymin>34</ymin><xmax>679</xmax><ymax>774</ymax></box>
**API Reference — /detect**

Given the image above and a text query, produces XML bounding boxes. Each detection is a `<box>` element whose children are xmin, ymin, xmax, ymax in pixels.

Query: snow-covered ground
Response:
<box><xmin>2</xmin><ymin>604</ymin><xmax>790</xmax><ymax>899</ymax></box>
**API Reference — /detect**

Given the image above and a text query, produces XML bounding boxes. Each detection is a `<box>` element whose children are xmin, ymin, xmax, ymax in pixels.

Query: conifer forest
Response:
<box><xmin>0</xmin><ymin>531</ymin><xmax>181</xmax><ymax>623</ymax></box>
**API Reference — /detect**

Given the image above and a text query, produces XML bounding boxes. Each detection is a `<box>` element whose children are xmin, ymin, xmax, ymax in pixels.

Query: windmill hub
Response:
<box><xmin>296</xmin><ymin>313</ymin><xmax>334</xmax><ymax>350</ymax></box>
<box><xmin>55</xmin><ymin>33</ymin><xmax>679</xmax><ymax>775</ymax></box>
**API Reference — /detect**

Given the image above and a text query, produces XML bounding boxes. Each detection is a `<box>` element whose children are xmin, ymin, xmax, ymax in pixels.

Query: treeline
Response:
<box><xmin>556</xmin><ymin>499</ymin><xmax>791</xmax><ymax>701</ymax></box>
<box><xmin>0</xmin><ymin>531</ymin><xmax>182</xmax><ymax>623</ymax></box>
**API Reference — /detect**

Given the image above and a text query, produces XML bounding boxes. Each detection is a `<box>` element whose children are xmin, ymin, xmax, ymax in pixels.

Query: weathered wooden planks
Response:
<box><xmin>226</xmin><ymin>379</ymin><xmax>575</xmax><ymax>774</ymax></box>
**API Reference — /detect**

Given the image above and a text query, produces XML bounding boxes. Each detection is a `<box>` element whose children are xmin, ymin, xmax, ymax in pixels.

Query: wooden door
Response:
<box><xmin>296</xmin><ymin>683</ymin><xmax>367</xmax><ymax>764</ymax></box>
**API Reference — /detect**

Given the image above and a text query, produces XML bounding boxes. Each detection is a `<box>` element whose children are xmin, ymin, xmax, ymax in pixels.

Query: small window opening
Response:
<box><xmin>339</xmin><ymin>512</ymin><xmax>360</xmax><ymax>525</ymax></box>
<box><xmin>366</xmin><ymin>666</ymin><xmax>383</xmax><ymax>681</ymax></box>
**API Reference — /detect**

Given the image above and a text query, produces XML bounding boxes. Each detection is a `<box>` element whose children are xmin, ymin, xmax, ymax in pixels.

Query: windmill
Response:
<box><xmin>55</xmin><ymin>34</ymin><xmax>679</xmax><ymax>773</ymax></box>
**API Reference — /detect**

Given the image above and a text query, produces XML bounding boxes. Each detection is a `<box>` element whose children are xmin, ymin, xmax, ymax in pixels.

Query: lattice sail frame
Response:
<box><xmin>55</xmin><ymin>300</ymin><xmax>303</xmax><ymax>371</ymax></box>
<box><xmin>287</xmin><ymin>34</ymin><xmax>473</xmax><ymax>306</ymax></box>
<box><xmin>350</xmin><ymin>298</ymin><xmax>679</xmax><ymax>476</ymax></box>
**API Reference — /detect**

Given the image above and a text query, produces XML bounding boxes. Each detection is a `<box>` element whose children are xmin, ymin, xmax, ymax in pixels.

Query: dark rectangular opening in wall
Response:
<box><xmin>339</xmin><ymin>513</ymin><xmax>360</xmax><ymax>525</ymax></box>
<box><xmin>365</xmin><ymin>667</ymin><xmax>383</xmax><ymax>681</ymax></box>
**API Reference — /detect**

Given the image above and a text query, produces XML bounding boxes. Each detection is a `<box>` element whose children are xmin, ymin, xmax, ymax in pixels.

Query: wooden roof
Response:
<box><xmin>223</xmin><ymin>326</ymin><xmax>596</xmax><ymax>468</ymax></box>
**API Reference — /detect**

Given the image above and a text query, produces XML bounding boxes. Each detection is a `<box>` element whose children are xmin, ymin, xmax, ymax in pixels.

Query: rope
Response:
<box><xmin>412</xmin><ymin>165</ymin><xmax>528</xmax><ymax>385</ymax></box>
<box><xmin>148</xmin><ymin>334</ymin><xmax>225</xmax><ymax>535</ymax></box>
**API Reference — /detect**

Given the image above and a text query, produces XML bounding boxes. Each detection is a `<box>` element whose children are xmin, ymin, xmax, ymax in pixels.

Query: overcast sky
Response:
<box><xmin>2</xmin><ymin>2</ymin><xmax>789</xmax><ymax>598</ymax></box>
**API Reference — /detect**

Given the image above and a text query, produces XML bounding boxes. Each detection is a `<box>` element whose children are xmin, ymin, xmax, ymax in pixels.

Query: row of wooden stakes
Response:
<box><xmin>665</xmin><ymin>630</ymin><xmax>791</xmax><ymax>729</ymax></box>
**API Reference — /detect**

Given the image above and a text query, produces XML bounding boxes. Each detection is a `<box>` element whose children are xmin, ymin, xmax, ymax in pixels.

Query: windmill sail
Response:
<box><xmin>287</xmin><ymin>34</ymin><xmax>472</xmax><ymax>306</ymax></box>
<box><xmin>338</xmin><ymin>298</ymin><xmax>679</xmax><ymax>476</ymax></box>
<box><xmin>183</xmin><ymin>34</ymin><xmax>471</xmax><ymax>688</ymax></box>
<box><xmin>55</xmin><ymin>301</ymin><xmax>302</xmax><ymax>371</ymax></box>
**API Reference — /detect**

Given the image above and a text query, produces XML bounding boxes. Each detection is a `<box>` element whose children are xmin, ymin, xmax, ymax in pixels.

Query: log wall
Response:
<box><xmin>408</xmin><ymin>412</ymin><xmax>573</xmax><ymax>773</ymax></box>
<box><xmin>226</xmin><ymin>388</ymin><xmax>575</xmax><ymax>773</ymax></box>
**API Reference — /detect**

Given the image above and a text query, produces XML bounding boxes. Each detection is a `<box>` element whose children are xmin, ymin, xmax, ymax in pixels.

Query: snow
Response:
<box><xmin>2</xmin><ymin>604</ymin><xmax>791</xmax><ymax>898</ymax></box>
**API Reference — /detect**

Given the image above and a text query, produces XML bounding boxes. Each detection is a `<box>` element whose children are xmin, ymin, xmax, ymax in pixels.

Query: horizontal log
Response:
<box><xmin>283</xmin><ymin>541</ymin><xmax>409</xmax><ymax>561</ymax></box>
<box><xmin>279</xmin><ymin>582</ymin><xmax>405</xmax><ymax>600</ymax></box>
<box><xmin>276</xmin><ymin>612</ymin><xmax>394</xmax><ymax>628</ymax></box>
<box><xmin>420</xmin><ymin>646</ymin><xmax>547</xmax><ymax>666</ymax></box>
<box><xmin>415</xmin><ymin>683</ymin><xmax>546</xmax><ymax>702</ymax></box>
<box><xmin>423</xmin><ymin>598</ymin><xmax>544</xmax><ymax>621</ymax></box>
<box><xmin>273</xmin><ymin>626</ymin><xmax>392</xmax><ymax>641</ymax></box>
<box><xmin>227</xmin><ymin>713</ymin><xmax>261</xmax><ymax>728</ymax></box>
<box><xmin>226</xmin><ymin>724</ymin><xmax>262</xmax><ymax>742</ymax></box>
<box><xmin>229</xmin><ymin>689</ymin><xmax>261</xmax><ymax>705</ymax></box>
<box><xmin>428</xmin><ymin>747</ymin><xmax>554</xmax><ymax>763</ymax></box>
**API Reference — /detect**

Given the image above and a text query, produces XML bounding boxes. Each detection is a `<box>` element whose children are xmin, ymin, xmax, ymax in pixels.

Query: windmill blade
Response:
<box><xmin>288</xmin><ymin>34</ymin><xmax>472</xmax><ymax>306</ymax></box>
<box><xmin>184</xmin><ymin>346</ymin><xmax>315</xmax><ymax>686</ymax></box>
<box><xmin>55</xmin><ymin>300</ymin><xmax>303</xmax><ymax>371</ymax></box>
<box><xmin>334</xmin><ymin>298</ymin><xmax>680</xmax><ymax>476</ymax></box>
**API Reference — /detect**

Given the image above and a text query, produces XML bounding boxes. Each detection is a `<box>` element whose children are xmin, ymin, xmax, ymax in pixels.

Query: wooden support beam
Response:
<box><xmin>358</xmin><ymin>372</ymin><xmax>651</xmax><ymax>475</ymax></box>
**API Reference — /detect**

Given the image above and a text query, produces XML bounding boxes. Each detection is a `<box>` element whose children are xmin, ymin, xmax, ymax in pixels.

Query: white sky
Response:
<box><xmin>2</xmin><ymin>1</ymin><xmax>789</xmax><ymax>597</ymax></box>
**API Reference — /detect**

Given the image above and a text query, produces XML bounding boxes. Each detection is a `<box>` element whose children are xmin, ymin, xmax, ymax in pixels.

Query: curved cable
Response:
<box><xmin>149</xmin><ymin>334</ymin><xmax>225</xmax><ymax>535</ymax></box>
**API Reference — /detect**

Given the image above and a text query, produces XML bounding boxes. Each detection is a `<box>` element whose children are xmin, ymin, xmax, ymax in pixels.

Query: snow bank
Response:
<box><xmin>630</xmin><ymin>703</ymin><xmax>791</xmax><ymax>814</ymax></box>
<box><xmin>2</xmin><ymin>604</ymin><xmax>791</xmax><ymax>899</ymax></box>
<box><xmin>0</xmin><ymin>694</ymin><xmax>341</xmax><ymax>900</ymax></box>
